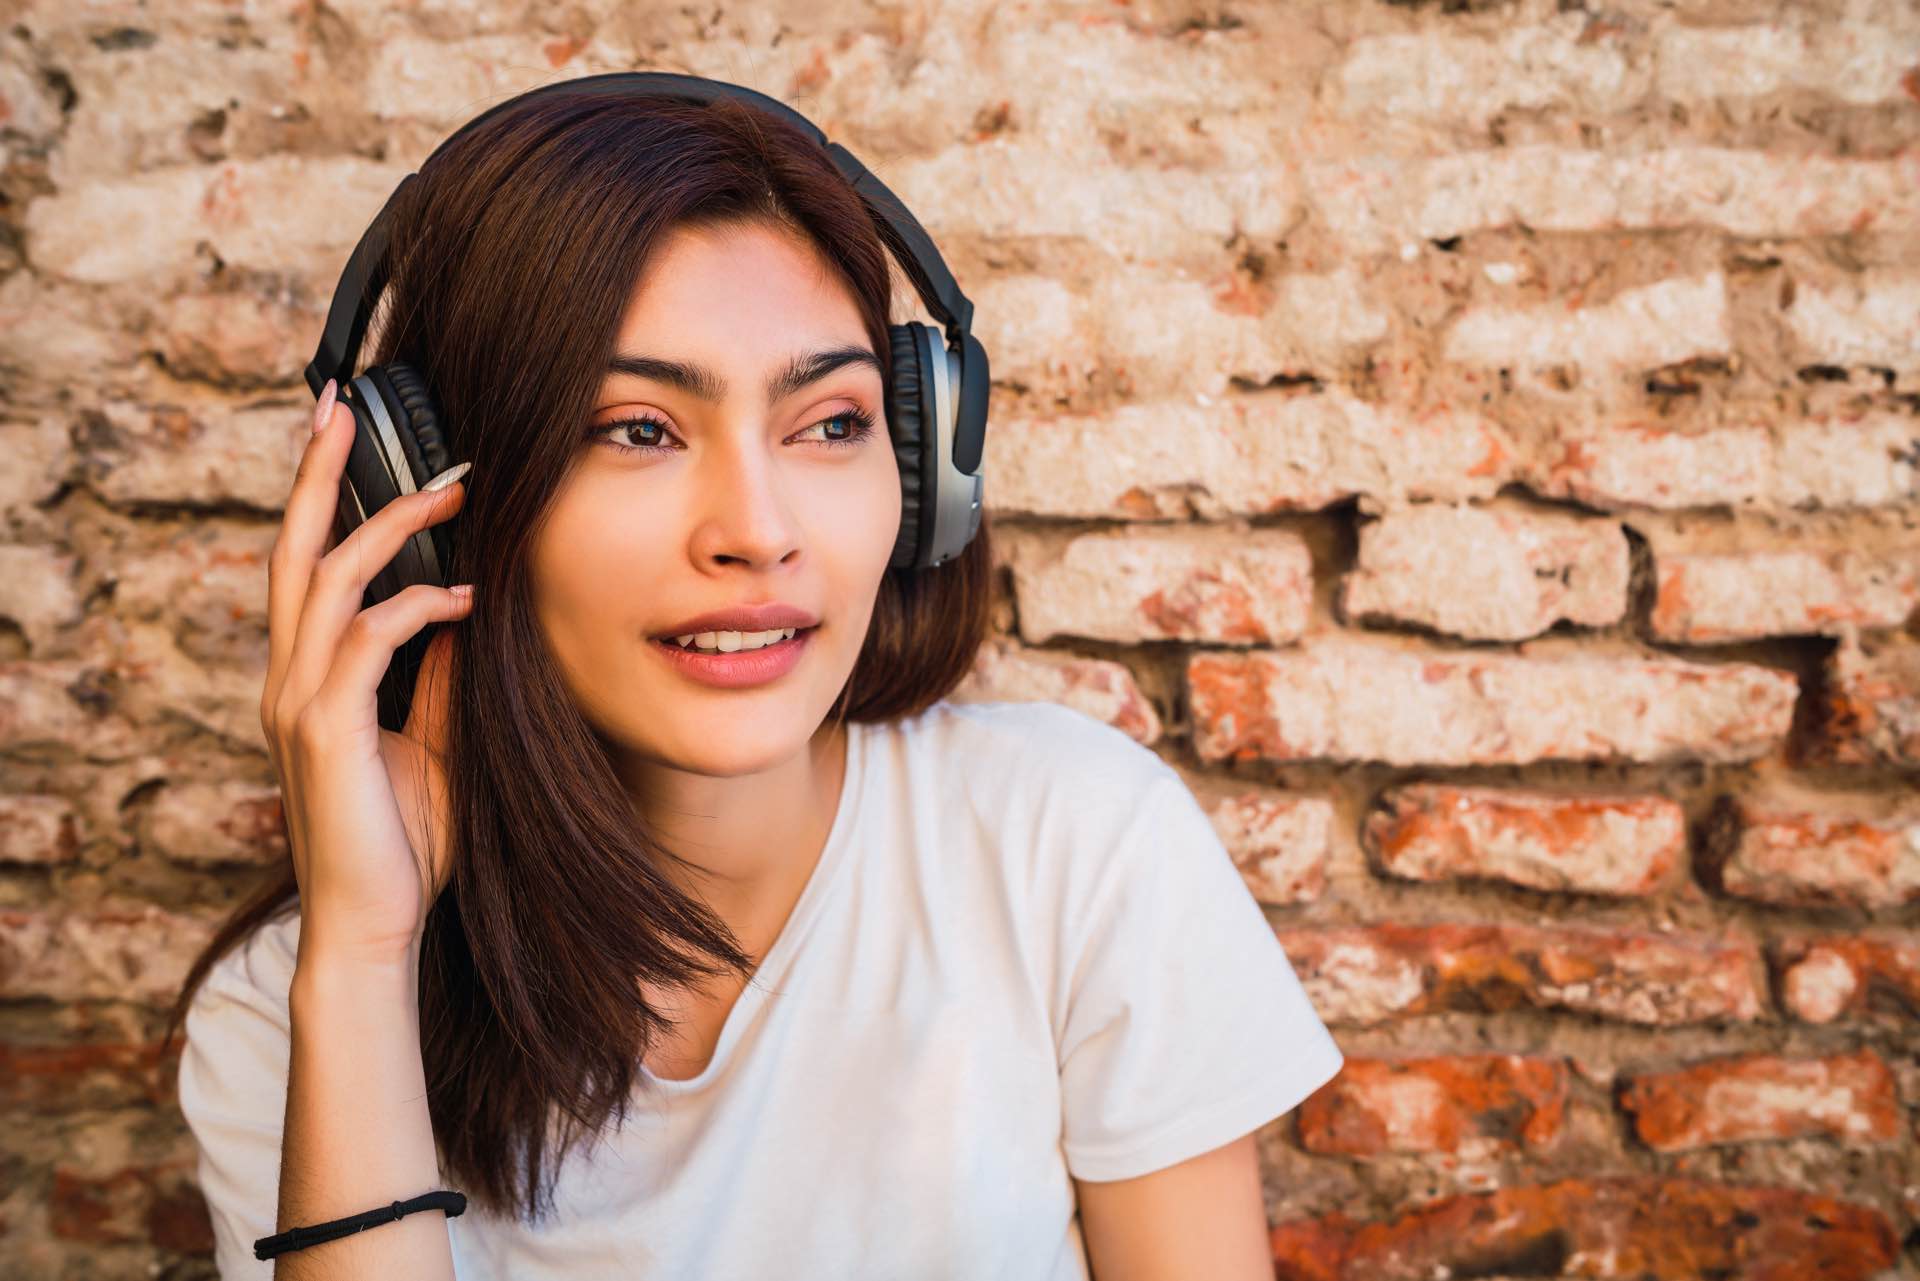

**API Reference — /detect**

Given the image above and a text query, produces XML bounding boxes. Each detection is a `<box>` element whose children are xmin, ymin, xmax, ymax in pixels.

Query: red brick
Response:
<box><xmin>1806</xmin><ymin>633</ymin><xmax>1920</xmax><ymax>767</ymax></box>
<box><xmin>0</xmin><ymin>1038</ymin><xmax>178</xmax><ymax>1111</ymax></box>
<box><xmin>50</xmin><ymin>1161</ymin><xmax>213</xmax><ymax>1253</ymax></box>
<box><xmin>1618</xmin><ymin>1048</ymin><xmax>1902</xmax><ymax>1151</ymax></box>
<box><xmin>1275</xmin><ymin>922</ymin><xmax>1764</xmax><ymax>1027</ymax></box>
<box><xmin>1773</xmin><ymin>933</ymin><xmax>1920</xmax><ymax>1024</ymax></box>
<box><xmin>1365</xmin><ymin>784</ymin><xmax>1682</xmax><ymax>897</ymax></box>
<box><xmin>1703</xmin><ymin>795</ymin><xmax>1920</xmax><ymax>910</ymax></box>
<box><xmin>1268</xmin><ymin>1175</ymin><xmax>1897</xmax><ymax>1281</ymax></box>
<box><xmin>1188</xmin><ymin>637</ymin><xmax>1796</xmax><ymax>766</ymax></box>
<box><xmin>1296</xmin><ymin>1053</ymin><xmax>1567</xmax><ymax>1157</ymax></box>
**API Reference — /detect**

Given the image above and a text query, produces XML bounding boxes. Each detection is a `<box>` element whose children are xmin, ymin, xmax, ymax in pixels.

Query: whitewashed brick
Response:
<box><xmin>1309</xmin><ymin>150</ymin><xmax>1920</xmax><ymax>256</ymax></box>
<box><xmin>1445</xmin><ymin>273</ymin><xmax>1729</xmax><ymax>372</ymax></box>
<box><xmin>1006</xmin><ymin>525</ymin><xmax>1312</xmax><ymax>646</ymax></box>
<box><xmin>141</xmin><ymin>779</ymin><xmax>285</xmax><ymax>866</ymax></box>
<box><xmin>1656</xmin><ymin>16</ymin><xmax>1920</xmax><ymax>107</ymax></box>
<box><xmin>0</xmin><ymin>794</ymin><xmax>82</xmax><ymax>864</ymax></box>
<box><xmin>0</xmin><ymin>905</ymin><xmax>218</xmax><ymax>1004</ymax></box>
<box><xmin>1188</xmin><ymin>635</ymin><xmax>1796</xmax><ymax>766</ymax></box>
<box><xmin>985</xmin><ymin>392</ymin><xmax>1513</xmax><ymax>519</ymax></box>
<box><xmin>1525</xmin><ymin>412</ymin><xmax>1920</xmax><ymax>511</ymax></box>
<box><xmin>1785</xmin><ymin>273</ymin><xmax>1920</xmax><ymax>373</ymax></box>
<box><xmin>1196</xmin><ymin>787</ymin><xmax>1334</xmax><ymax>905</ymax></box>
<box><xmin>0</xmin><ymin>545</ymin><xmax>86</xmax><ymax>653</ymax></box>
<box><xmin>887</xmin><ymin>138</ymin><xmax>1299</xmax><ymax>259</ymax></box>
<box><xmin>1334</xmin><ymin>16</ymin><xmax>1642</xmax><ymax>129</ymax></box>
<box><xmin>25</xmin><ymin>156</ymin><xmax>408</xmax><ymax>284</ymax></box>
<box><xmin>81</xmin><ymin>395</ymin><xmax>303</xmax><ymax>512</ymax></box>
<box><xmin>1340</xmin><ymin>504</ymin><xmax>1629</xmax><ymax>641</ymax></box>
<box><xmin>1651</xmin><ymin>544</ymin><xmax>1920</xmax><ymax>642</ymax></box>
<box><xmin>953</xmin><ymin>636</ymin><xmax>1161</xmax><ymax>745</ymax></box>
<box><xmin>110</xmin><ymin>523</ymin><xmax>275</xmax><ymax>664</ymax></box>
<box><xmin>970</xmin><ymin>264</ymin><xmax>1390</xmax><ymax>400</ymax></box>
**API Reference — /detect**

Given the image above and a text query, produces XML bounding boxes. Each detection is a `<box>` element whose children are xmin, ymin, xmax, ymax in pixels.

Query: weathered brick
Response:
<box><xmin>105</xmin><ymin>619</ymin><xmax>266</xmax><ymax>750</ymax></box>
<box><xmin>0</xmin><ymin>543</ymin><xmax>85</xmax><ymax>653</ymax></box>
<box><xmin>1703</xmin><ymin>794</ymin><xmax>1920</xmax><ymax>910</ymax></box>
<box><xmin>1312</xmin><ymin>148</ymin><xmax>1920</xmax><ymax>254</ymax></box>
<box><xmin>140</xmin><ymin>779</ymin><xmax>285</xmax><ymax>866</ymax></box>
<box><xmin>1188</xmin><ymin>636</ymin><xmax>1796</xmax><ymax>766</ymax></box>
<box><xmin>24</xmin><ymin>156</ymin><xmax>407</xmax><ymax>285</ymax></box>
<box><xmin>1523</xmin><ymin>411</ymin><xmax>1920</xmax><ymax>511</ymax></box>
<box><xmin>1195</xmin><ymin>787</ymin><xmax>1333</xmax><ymax>905</ymax></box>
<box><xmin>0</xmin><ymin>794</ymin><xmax>83</xmax><ymax>865</ymax></box>
<box><xmin>0</xmin><ymin>659</ymin><xmax>142</xmax><ymax>759</ymax></box>
<box><xmin>364</xmin><ymin>33</ymin><xmax>626</xmax><ymax>125</ymax></box>
<box><xmin>970</xmin><ymin>265</ymin><xmax>1389</xmax><ymax>401</ymax></box>
<box><xmin>1295</xmin><ymin>1053</ymin><xmax>1567</xmax><ymax>1157</ymax></box>
<box><xmin>1332</xmin><ymin>15</ymin><xmax>1640</xmax><ymax>130</ymax></box>
<box><xmin>890</xmin><ymin>137</ymin><xmax>1299</xmax><ymax>260</ymax></box>
<box><xmin>984</xmin><ymin>394</ymin><xmax>1513</xmax><ymax>520</ymax></box>
<box><xmin>50</xmin><ymin>1161</ymin><xmax>213</xmax><ymax>1252</ymax></box>
<box><xmin>1808</xmin><ymin>633</ymin><xmax>1920</xmax><ymax>767</ymax></box>
<box><xmin>953</xmin><ymin>636</ymin><xmax>1161</xmax><ymax>744</ymax></box>
<box><xmin>0</xmin><ymin>905</ymin><xmax>218</xmax><ymax>1005</ymax></box>
<box><xmin>1274</xmin><ymin>922</ymin><xmax>1765</xmax><ymax>1028</ymax></box>
<box><xmin>1268</xmin><ymin>1175</ymin><xmax>1898</xmax><ymax>1281</ymax></box>
<box><xmin>1339</xmin><ymin>504</ymin><xmax>1628</xmax><ymax>641</ymax></box>
<box><xmin>0</xmin><ymin>414</ymin><xmax>74</xmax><ymax>536</ymax></box>
<box><xmin>1005</xmin><ymin>525</ymin><xmax>1311</xmax><ymax>646</ymax></box>
<box><xmin>1774</xmin><ymin>933</ymin><xmax>1920</xmax><ymax>1024</ymax></box>
<box><xmin>1618</xmin><ymin>1048</ymin><xmax>1902</xmax><ymax>1152</ymax></box>
<box><xmin>1785</xmin><ymin>272</ymin><xmax>1920</xmax><ymax>374</ymax></box>
<box><xmin>1656</xmin><ymin>17</ymin><xmax>1920</xmax><ymax>107</ymax></box>
<box><xmin>1365</xmin><ymin>784</ymin><xmax>1683</xmax><ymax>897</ymax></box>
<box><xmin>1443</xmin><ymin>273</ymin><xmax>1729</xmax><ymax>373</ymax></box>
<box><xmin>1650</xmin><ymin>544</ymin><xmax>1920</xmax><ymax>643</ymax></box>
<box><xmin>0</xmin><ymin>1038</ymin><xmax>178</xmax><ymax>1112</ymax></box>
<box><xmin>80</xmin><ymin>394</ymin><xmax>303</xmax><ymax>512</ymax></box>
<box><xmin>109</xmin><ymin>522</ymin><xmax>276</xmax><ymax>664</ymax></box>
<box><xmin>156</xmin><ymin>288</ymin><xmax>320</xmax><ymax>388</ymax></box>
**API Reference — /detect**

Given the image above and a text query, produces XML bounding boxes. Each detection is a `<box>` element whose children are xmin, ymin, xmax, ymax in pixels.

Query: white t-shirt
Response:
<box><xmin>179</xmin><ymin>697</ymin><xmax>1344</xmax><ymax>1279</ymax></box>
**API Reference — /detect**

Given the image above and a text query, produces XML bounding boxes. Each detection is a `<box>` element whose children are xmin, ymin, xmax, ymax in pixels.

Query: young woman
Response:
<box><xmin>166</xmin><ymin>81</ymin><xmax>1344</xmax><ymax>1280</ymax></box>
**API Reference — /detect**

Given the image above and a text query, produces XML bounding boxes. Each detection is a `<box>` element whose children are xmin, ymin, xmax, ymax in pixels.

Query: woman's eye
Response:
<box><xmin>587</xmin><ymin>407</ymin><xmax>879</xmax><ymax>457</ymax></box>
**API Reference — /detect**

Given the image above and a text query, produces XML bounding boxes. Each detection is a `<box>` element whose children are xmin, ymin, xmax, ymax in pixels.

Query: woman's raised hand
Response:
<box><xmin>261</xmin><ymin>379</ymin><xmax>472</xmax><ymax>965</ymax></box>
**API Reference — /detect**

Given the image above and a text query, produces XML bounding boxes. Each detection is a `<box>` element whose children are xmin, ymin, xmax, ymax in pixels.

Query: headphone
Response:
<box><xmin>303</xmin><ymin>72</ymin><xmax>990</xmax><ymax>732</ymax></box>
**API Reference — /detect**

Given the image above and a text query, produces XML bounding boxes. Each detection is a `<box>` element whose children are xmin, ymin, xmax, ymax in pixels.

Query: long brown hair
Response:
<box><xmin>163</xmin><ymin>87</ymin><xmax>995</xmax><ymax>1221</ymax></box>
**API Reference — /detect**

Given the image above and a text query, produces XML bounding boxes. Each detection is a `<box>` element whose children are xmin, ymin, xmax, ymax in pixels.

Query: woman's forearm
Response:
<box><xmin>276</xmin><ymin>943</ymin><xmax>457</xmax><ymax>1280</ymax></box>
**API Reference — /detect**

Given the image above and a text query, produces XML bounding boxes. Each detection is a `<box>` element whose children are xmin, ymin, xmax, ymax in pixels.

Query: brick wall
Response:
<box><xmin>1</xmin><ymin>1</ymin><xmax>1916</xmax><ymax>1278</ymax></box>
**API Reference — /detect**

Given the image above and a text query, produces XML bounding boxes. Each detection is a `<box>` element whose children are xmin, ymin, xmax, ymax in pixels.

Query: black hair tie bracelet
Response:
<box><xmin>254</xmin><ymin>1189</ymin><xmax>467</xmax><ymax>1260</ymax></box>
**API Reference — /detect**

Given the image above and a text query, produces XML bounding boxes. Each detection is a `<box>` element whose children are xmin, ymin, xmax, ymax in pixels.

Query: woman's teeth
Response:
<box><xmin>666</xmin><ymin>627</ymin><xmax>799</xmax><ymax>653</ymax></box>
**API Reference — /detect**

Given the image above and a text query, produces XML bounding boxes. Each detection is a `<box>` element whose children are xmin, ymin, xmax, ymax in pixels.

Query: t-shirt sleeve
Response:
<box><xmin>1054</xmin><ymin>771</ymin><xmax>1344</xmax><ymax>1183</ymax></box>
<box><xmin>176</xmin><ymin>915</ymin><xmax>299</xmax><ymax>1280</ymax></box>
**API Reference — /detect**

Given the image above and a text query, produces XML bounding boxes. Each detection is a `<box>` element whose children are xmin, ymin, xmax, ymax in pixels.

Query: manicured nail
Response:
<box><xmin>450</xmin><ymin>583</ymin><xmax>474</xmax><ymax>597</ymax></box>
<box><xmin>421</xmin><ymin>461</ymin><xmax>471</xmax><ymax>492</ymax></box>
<box><xmin>311</xmin><ymin>378</ymin><xmax>337</xmax><ymax>435</ymax></box>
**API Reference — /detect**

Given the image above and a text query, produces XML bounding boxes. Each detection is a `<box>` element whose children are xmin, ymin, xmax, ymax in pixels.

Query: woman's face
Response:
<box><xmin>529</xmin><ymin>218</ymin><xmax>899</xmax><ymax>781</ymax></box>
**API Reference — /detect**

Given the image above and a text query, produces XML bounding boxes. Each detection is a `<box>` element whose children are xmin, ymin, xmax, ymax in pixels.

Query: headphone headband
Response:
<box><xmin>304</xmin><ymin>71</ymin><xmax>976</xmax><ymax>399</ymax></box>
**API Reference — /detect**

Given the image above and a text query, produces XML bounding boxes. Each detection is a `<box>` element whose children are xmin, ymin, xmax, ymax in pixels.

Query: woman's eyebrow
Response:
<box><xmin>604</xmin><ymin>345</ymin><xmax>881</xmax><ymax>403</ymax></box>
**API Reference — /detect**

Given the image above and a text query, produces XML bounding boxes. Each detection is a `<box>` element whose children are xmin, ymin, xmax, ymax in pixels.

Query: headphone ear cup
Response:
<box><xmin>884</xmin><ymin>322</ymin><xmax>932</xmax><ymax>571</ymax></box>
<box><xmin>336</xmin><ymin>362</ymin><xmax>456</xmax><ymax>734</ymax></box>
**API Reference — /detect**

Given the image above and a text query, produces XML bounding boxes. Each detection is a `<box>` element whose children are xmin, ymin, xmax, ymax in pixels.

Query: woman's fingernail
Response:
<box><xmin>421</xmin><ymin>461</ymin><xmax>471</xmax><ymax>492</ymax></box>
<box><xmin>311</xmin><ymin>378</ymin><xmax>337</xmax><ymax>434</ymax></box>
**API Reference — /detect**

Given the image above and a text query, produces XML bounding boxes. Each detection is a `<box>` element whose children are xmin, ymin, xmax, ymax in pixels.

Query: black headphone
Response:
<box><xmin>304</xmin><ymin>72</ymin><xmax>990</xmax><ymax>733</ymax></box>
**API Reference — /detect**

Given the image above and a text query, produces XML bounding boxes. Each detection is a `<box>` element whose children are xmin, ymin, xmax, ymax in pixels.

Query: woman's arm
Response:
<box><xmin>275</xmin><ymin>940</ymin><xmax>454</xmax><ymax>1279</ymax></box>
<box><xmin>1073</xmin><ymin>1135</ymin><xmax>1271</xmax><ymax>1281</ymax></box>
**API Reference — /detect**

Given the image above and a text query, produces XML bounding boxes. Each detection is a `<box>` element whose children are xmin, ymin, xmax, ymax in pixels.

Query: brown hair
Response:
<box><xmin>163</xmin><ymin>88</ymin><xmax>994</xmax><ymax>1221</ymax></box>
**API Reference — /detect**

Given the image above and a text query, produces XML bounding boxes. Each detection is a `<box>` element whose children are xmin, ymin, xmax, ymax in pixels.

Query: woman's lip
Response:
<box><xmin>649</xmin><ymin>625</ymin><xmax>815</xmax><ymax>689</ymax></box>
